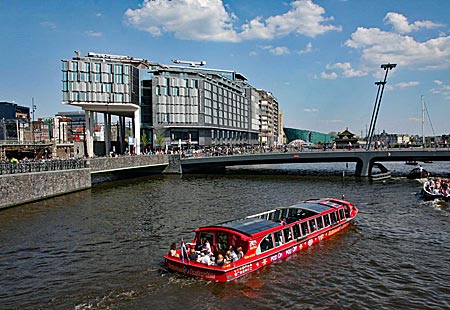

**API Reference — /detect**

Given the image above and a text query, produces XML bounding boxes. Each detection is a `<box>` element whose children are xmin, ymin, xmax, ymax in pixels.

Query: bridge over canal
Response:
<box><xmin>179</xmin><ymin>149</ymin><xmax>450</xmax><ymax>177</ymax></box>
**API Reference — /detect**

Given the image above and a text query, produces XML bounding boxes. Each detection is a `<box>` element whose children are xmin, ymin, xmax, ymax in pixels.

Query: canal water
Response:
<box><xmin>1</xmin><ymin>162</ymin><xmax>449</xmax><ymax>309</ymax></box>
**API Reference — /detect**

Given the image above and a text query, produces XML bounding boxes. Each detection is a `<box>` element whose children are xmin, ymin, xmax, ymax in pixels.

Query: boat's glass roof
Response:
<box><xmin>290</xmin><ymin>202</ymin><xmax>333</xmax><ymax>213</ymax></box>
<box><xmin>216</xmin><ymin>217</ymin><xmax>280</xmax><ymax>235</ymax></box>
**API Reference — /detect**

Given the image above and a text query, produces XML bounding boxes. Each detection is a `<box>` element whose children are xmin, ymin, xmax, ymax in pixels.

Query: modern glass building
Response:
<box><xmin>61</xmin><ymin>52</ymin><xmax>262</xmax><ymax>156</ymax></box>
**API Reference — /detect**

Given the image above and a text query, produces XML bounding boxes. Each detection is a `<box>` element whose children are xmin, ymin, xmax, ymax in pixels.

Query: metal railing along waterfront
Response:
<box><xmin>0</xmin><ymin>158</ymin><xmax>86</xmax><ymax>175</ymax></box>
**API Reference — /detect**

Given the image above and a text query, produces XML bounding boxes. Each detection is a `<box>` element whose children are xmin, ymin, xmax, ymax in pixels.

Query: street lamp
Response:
<box><xmin>31</xmin><ymin>98</ymin><xmax>37</xmax><ymax>157</ymax></box>
<box><xmin>366</xmin><ymin>63</ymin><xmax>396</xmax><ymax>150</ymax></box>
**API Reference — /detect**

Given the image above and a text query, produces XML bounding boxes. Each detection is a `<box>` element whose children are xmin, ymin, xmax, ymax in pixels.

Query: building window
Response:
<box><xmin>72</xmin><ymin>61</ymin><xmax>78</xmax><ymax>71</ymax></box>
<box><xmin>95</xmin><ymin>63</ymin><xmax>101</xmax><ymax>72</ymax></box>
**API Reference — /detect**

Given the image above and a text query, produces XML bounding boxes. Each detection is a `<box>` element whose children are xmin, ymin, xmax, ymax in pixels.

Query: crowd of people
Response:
<box><xmin>168</xmin><ymin>238</ymin><xmax>244</xmax><ymax>267</ymax></box>
<box><xmin>423</xmin><ymin>177</ymin><xmax>450</xmax><ymax>197</ymax></box>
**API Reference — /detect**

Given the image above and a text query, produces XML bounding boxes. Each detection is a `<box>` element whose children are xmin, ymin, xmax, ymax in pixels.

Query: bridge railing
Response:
<box><xmin>0</xmin><ymin>158</ymin><xmax>86</xmax><ymax>175</ymax></box>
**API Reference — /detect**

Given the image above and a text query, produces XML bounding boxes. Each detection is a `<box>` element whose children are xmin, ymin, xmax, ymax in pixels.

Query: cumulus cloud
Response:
<box><xmin>124</xmin><ymin>0</ymin><xmax>341</xmax><ymax>42</ymax></box>
<box><xmin>124</xmin><ymin>0</ymin><xmax>240</xmax><ymax>42</ymax></box>
<box><xmin>239</xmin><ymin>0</ymin><xmax>341</xmax><ymax>40</ymax></box>
<box><xmin>345</xmin><ymin>26</ymin><xmax>450</xmax><ymax>70</ymax></box>
<box><xmin>395</xmin><ymin>81</ymin><xmax>420</xmax><ymax>88</ymax></box>
<box><xmin>262</xmin><ymin>45</ymin><xmax>291</xmax><ymax>55</ymax></box>
<box><xmin>430</xmin><ymin>80</ymin><xmax>450</xmax><ymax>99</ymax></box>
<box><xmin>383</xmin><ymin>12</ymin><xmax>444</xmax><ymax>34</ymax></box>
<box><xmin>320</xmin><ymin>71</ymin><xmax>337</xmax><ymax>80</ymax></box>
<box><xmin>325</xmin><ymin>62</ymin><xmax>367</xmax><ymax>77</ymax></box>
<box><xmin>298</xmin><ymin>42</ymin><xmax>313</xmax><ymax>54</ymax></box>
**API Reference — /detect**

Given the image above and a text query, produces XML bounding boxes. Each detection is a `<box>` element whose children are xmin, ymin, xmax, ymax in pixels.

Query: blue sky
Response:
<box><xmin>1</xmin><ymin>0</ymin><xmax>449</xmax><ymax>136</ymax></box>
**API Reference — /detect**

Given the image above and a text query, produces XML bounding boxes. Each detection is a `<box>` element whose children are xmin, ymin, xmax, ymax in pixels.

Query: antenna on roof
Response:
<box><xmin>172</xmin><ymin>59</ymin><xmax>206</xmax><ymax>67</ymax></box>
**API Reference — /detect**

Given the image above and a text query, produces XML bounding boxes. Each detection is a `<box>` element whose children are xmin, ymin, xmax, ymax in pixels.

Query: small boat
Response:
<box><xmin>164</xmin><ymin>198</ymin><xmax>358</xmax><ymax>282</ymax></box>
<box><xmin>421</xmin><ymin>181</ymin><xmax>450</xmax><ymax>202</ymax></box>
<box><xmin>407</xmin><ymin>166</ymin><xmax>429</xmax><ymax>179</ymax></box>
<box><xmin>406</xmin><ymin>160</ymin><xmax>418</xmax><ymax>165</ymax></box>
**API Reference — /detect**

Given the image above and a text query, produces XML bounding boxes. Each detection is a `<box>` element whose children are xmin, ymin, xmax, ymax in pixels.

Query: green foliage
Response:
<box><xmin>156</xmin><ymin>130</ymin><xmax>164</xmax><ymax>148</ymax></box>
<box><xmin>141</xmin><ymin>132</ymin><xmax>149</xmax><ymax>148</ymax></box>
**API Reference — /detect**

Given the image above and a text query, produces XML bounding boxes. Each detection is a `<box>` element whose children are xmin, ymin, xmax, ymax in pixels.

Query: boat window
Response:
<box><xmin>288</xmin><ymin>208</ymin><xmax>297</xmax><ymax>217</ymax></box>
<box><xmin>268</xmin><ymin>211</ymin><xmax>275</xmax><ymax>221</ymax></box>
<box><xmin>281</xmin><ymin>209</ymin><xmax>288</xmax><ymax>219</ymax></box>
<box><xmin>258</xmin><ymin>234</ymin><xmax>274</xmax><ymax>253</ymax></box>
<box><xmin>309</xmin><ymin>219</ymin><xmax>317</xmax><ymax>232</ymax></box>
<box><xmin>339</xmin><ymin>209</ymin><xmax>345</xmax><ymax>220</ymax></box>
<box><xmin>317</xmin><ymin>217</ymin><xmax>324</xmax><ymax>230</ymax></box>
<box><xmin>200</xmin><ymin>232</ymin><xmax>214</xmax><ymax>244</ymax></box>
<box><xmin>330</xmin><ymin>212</ymin><xmax>337</xmax><ymax>225</ymax></box>
<box><xmin>217</xmin><ymin>232</ymin><xmax>228</xmax><ymax>252</ymax></box>
<box><xmin>283</xmin><ymin>227</ymin><xmax>292</xmax><ymax>243</ymax></box>
<box><xmin>274</xmin><ymin>210</ymin><xmax>281</xmax><ymax>222</ymax></box>
<box><xmin>293</xmin><ymin>224</ymin><xmax>301</xmax><ymax>239</ymax></box>
<box><xmin>274</xmin><ymin>231</ymin><xmax>283</xmax><ymax>247</ymax></box>
<box><xmin>323</xmin><ymin>214</ymin><xmax>330</xmax><ymax>227</ymax></box>
<box><xmin>334</xmin><ymin>211</ymin><xmax>340</xmax><ymax>222</ymax></box>
<box><xmin>301</xmin><ymin>222</ymin><xmax>309</xmax><ymax>235</ymax></box>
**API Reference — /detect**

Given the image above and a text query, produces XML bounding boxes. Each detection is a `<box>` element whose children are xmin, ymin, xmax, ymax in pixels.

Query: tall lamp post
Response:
<box><xmin>31</xmin><ymin>98</ymin><xmax>37</xmax><ymax>158</ymax></box>
<box><xmin>366</xmin><ymin>63</ymin><xmax>396</xmax><ymax>150</ymax></box>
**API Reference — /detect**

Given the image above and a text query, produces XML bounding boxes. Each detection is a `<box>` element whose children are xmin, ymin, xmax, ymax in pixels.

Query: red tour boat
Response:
<box><xmin>164</xmin><ymin>198</ymin><xmax>358</xmax><ymax>282</ymax></box>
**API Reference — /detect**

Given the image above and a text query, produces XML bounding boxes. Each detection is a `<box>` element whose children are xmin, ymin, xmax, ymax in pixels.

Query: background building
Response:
<box><xmin>257</xmin><ymin>90</ymin><xmax>279</xmax><ymax>147</ymax></box>
<box><xmin>284</xmin><ymin>127</ymin><xmax>336</xmax><ymax>145</ymax></box>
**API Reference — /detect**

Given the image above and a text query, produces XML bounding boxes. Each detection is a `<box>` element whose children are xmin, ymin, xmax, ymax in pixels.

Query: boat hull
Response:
<box><xmin>165</xmin><ymin>221</ymin><xmax>352</xmax><ymax>282</ymax></box>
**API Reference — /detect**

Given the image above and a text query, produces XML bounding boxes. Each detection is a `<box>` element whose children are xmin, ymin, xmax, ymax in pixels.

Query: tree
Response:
<box><xmin>155</xmin><ymin>130</ymin><xmax>164</xmax><ymax>150</ymax></box>
<box><xmin>141</xmin><ymin>132</ymin><xmax>149</xmax><ymax>152</ymax></box>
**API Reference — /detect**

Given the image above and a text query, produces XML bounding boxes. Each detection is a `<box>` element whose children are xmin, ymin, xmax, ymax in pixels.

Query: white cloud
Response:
<box><xmin>345</xmin><ymin>26</ymin><xmax>450</xmax><ymax>70</ymax></box>
<box><xmin>125</xmin><ymin>0</ymin><xmax>341</xmax><ymax>42</ymax></box>
<box><xmin>383</xmin><ymin>12</ymin><xmax>444</xmax><ymax>34</ymax></box>
<box><xmin>85</xmin><ymin>30</ymin><xmax>102</xmax><ymax>37</ymax></box>
<box><xmin>430</xmin><ymin>80</ymin><xmax>450</xmax><ymax>99</ymax></box>
<box><xmin>304</xmin><ymin>108</ymin><xmax>319</xmax><ymax>112</ymax></box>
<box><xmin>240</xmin><ymin>0</ymin><xmax>341</xmax><ymax>40</ymax></box>
<box><xmin>298</xmin><ymin>42</ymin><xmax>313</xmax><ymax>54</ymax></box>
<box><xmin>262</xmin><ymin>45</ymin><xmax>291</xmax><ymax>55</ymax></box>
<box><xmin>124</xmin><ymin>0</ymin><xmax>240</xmax><ymax>42</ymax></box>
<box><xmin>395</xmin><ymin>81</ymin><xmax>419</xmax><ymax>88</ymax></box>
<box><xmin>249</xmin><ymin>51</ymin><xmax>257</xmax><ymax>56</ymax></box>
<box><xmin>325</xmin><ymin>62</ymin><xmax>367</xmax><ymax>77</ymax></box>
<box><xmin>320</xmin><ymin>71</ymin><xmax>337</xmax><ymax>80</ymax></box>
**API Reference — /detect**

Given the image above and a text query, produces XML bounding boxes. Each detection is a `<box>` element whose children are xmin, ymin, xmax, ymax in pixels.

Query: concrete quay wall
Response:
<box><xmin>87</xmin><ymin>155</ymin><xmax>169</xmax><ymax>173</ymax></box>
<box><xmin>0</xmin><ymin>168</ymin><xmax>91</xmax><ymax>210</ymax></box>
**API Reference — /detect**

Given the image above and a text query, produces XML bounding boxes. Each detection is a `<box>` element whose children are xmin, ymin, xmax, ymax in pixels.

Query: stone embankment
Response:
<box><xmin>0</xmin><ymin>155</ymin><xmax>172</xmax><ymax>210</ymax></box>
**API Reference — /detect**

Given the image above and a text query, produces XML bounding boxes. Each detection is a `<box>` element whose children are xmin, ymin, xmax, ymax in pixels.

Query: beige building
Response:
<box><xmin>257</xmin><ymin>90</ymin><xmax>279</xmax><ymax>147</ymax></box>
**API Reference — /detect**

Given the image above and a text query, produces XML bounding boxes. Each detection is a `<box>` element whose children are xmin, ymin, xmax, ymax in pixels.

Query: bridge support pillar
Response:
<box><xmin>355</xmin><ymin>158</ymin><xmax>371</xmax><ymax>177</ymax></box>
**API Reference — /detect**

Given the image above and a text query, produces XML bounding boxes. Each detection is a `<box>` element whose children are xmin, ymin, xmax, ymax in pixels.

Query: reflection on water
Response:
<box><xmin>1</xmin><ymin>163</ymin><xmax>450</xmax><ymax>309</ymax></box>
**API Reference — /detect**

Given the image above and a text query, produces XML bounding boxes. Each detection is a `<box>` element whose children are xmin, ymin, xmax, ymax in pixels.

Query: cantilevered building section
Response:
<box><xmin>62</xmin><ymin>51</ymin><xmax>261</xmax><ymax>156</ymax></box>
<box><xmin>61</xmin><ymin>52</ymin><xmax>157</xmax><ymax>156</ymax></box>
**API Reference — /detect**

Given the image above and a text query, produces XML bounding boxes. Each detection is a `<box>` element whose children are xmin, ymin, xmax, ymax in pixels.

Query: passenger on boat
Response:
<box><xmin>188</xmin><ymin>248</ymin><xmax>198</xmax><ymax>261</ymax></box>
<box><xmin>195</xmin><ymin>238</ymin><xmax>203</xmax><ymax>252</ymax></box>
<box><xmin>215</xmin><ymin>254</ymin><xmax>226</xmax><ymax>267</ymax></box>
<box><xmin>225</xmin><ymin>251</ymin><xmax>234</xmax><ymax>263</ymax></box>
<box><xmin>280</xmin><ymin>218</ymin><xmax>287</xmax><ymax>225</ymax></box>
<box><xmin>169</xmin><ymin>243</ymin><xmax>180</xmax><ymax>258</ymax></box>
<box><xmin>197</xmin><ymin>252</ymin><xmax>214</xmax><ymax>265</ymax></box>
<box><xmin>236</xmin><ymin>246</ymin><xmax>244</xmax><ymax>259</ymax></box>
<box><xmin>201</xmin><ymin>238</ymin><xmax>212</xmax><ymax>255</ymax></box>
<box><xmin>228</xmin><ymin>246</ymin><xmax>238</xmax><ymax>262</ymax></box>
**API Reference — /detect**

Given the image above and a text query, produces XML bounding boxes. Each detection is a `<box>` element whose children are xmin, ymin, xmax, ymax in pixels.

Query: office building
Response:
<box><xmin>62</xmin><ymin>52</ymin><xmax>262</xmax><ymax>156</ymax></box>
